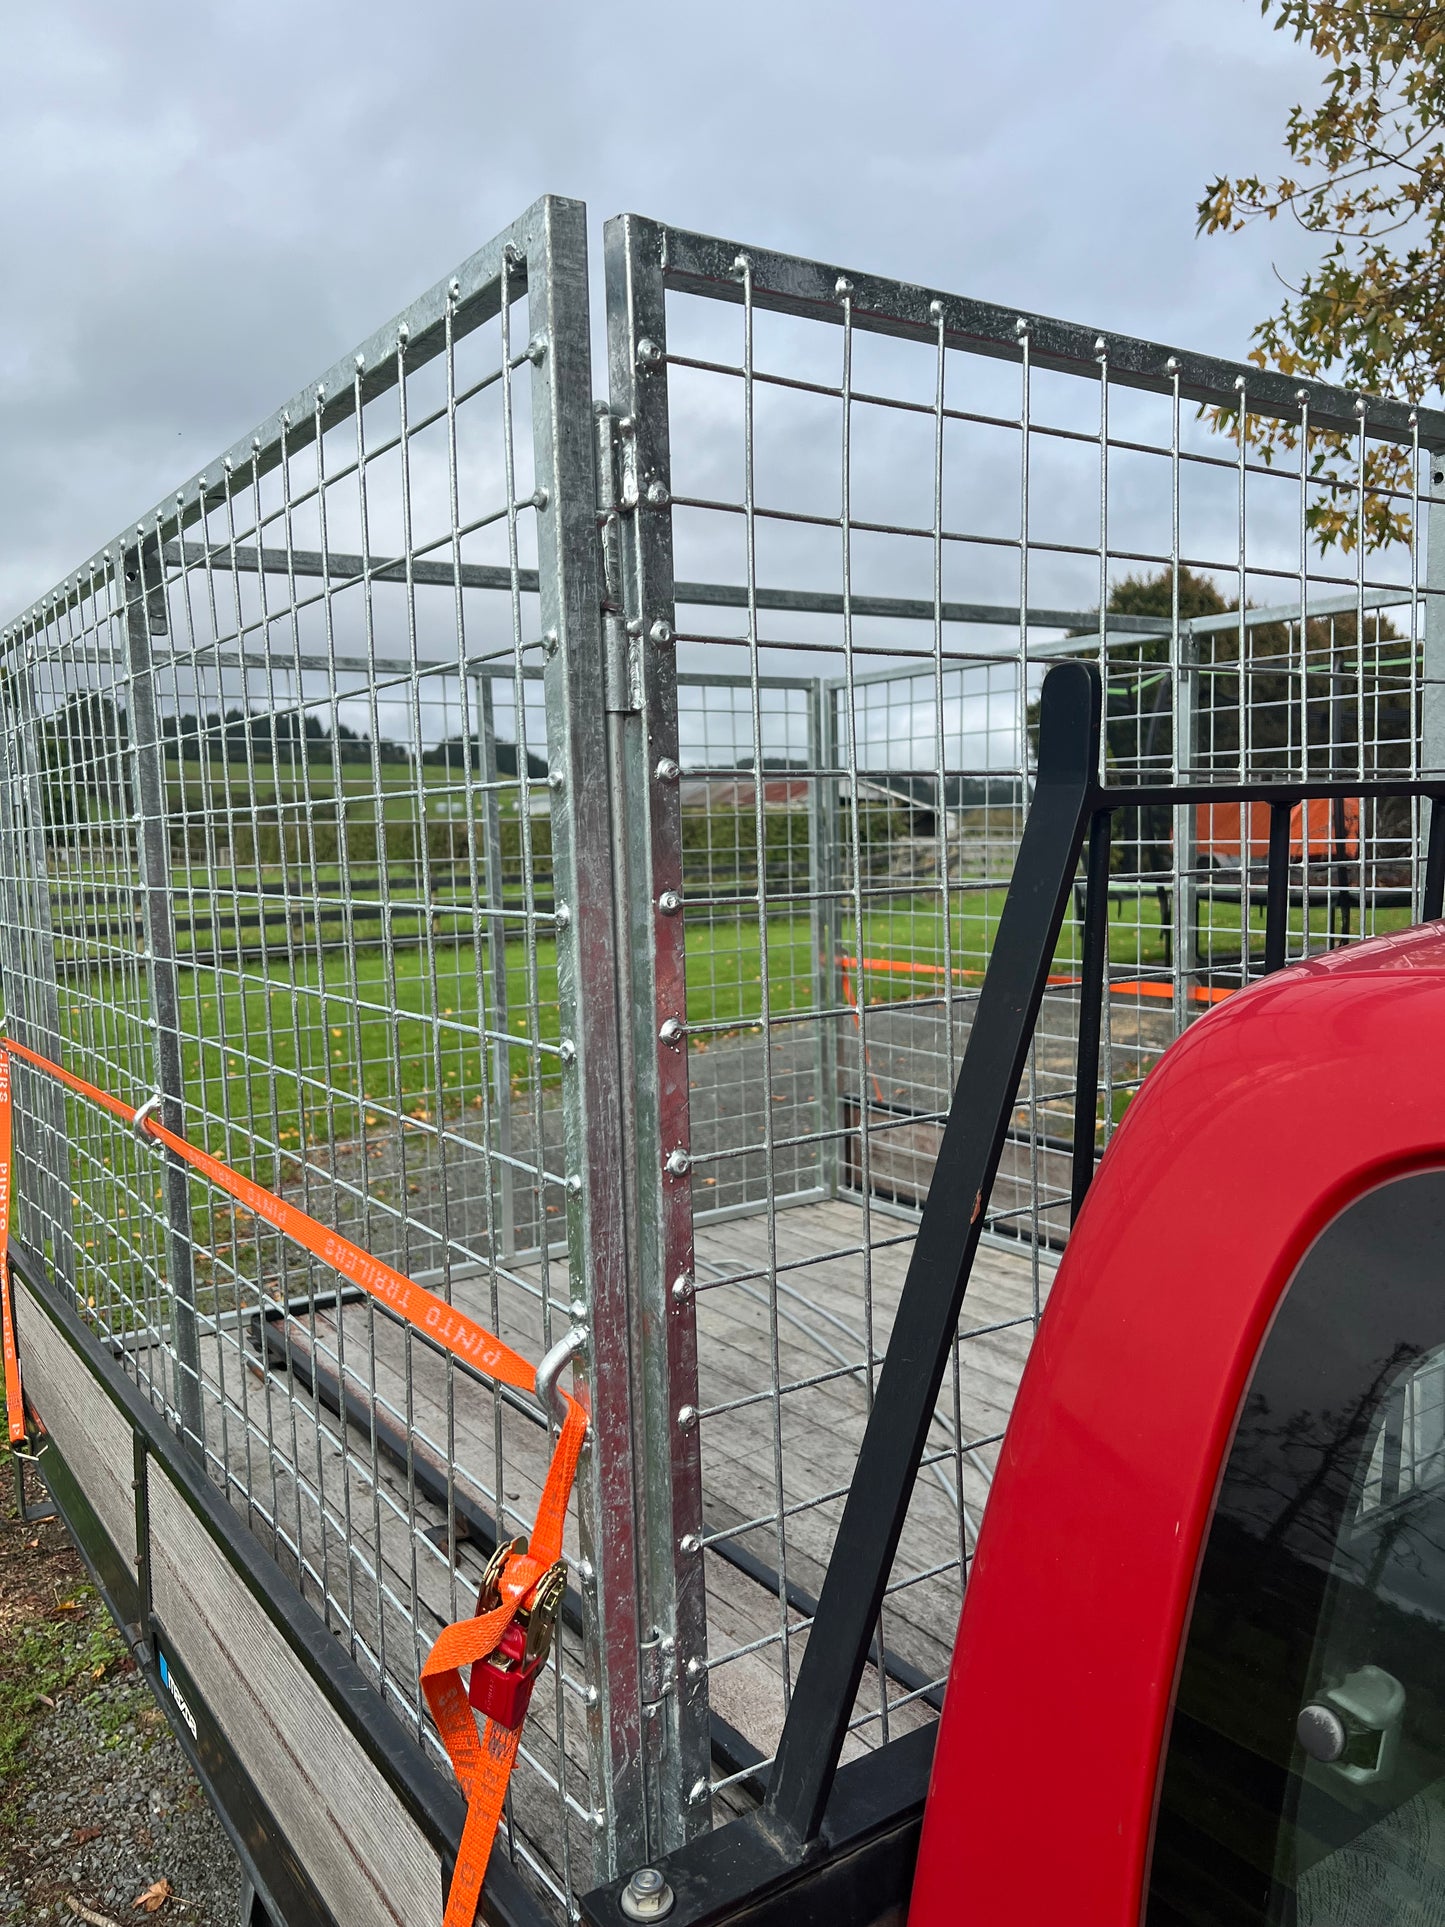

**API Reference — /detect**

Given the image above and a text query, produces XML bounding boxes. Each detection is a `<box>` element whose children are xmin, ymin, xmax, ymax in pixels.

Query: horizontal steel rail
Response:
<box><xmin>651</xmin><ymin>220</ymin><xmax>1445</xmax><ymax>447</ymax></box>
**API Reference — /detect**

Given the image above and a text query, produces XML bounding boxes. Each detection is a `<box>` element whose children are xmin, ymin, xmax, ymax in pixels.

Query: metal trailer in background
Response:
<box><xmin>1</xmin><ymin>192</ymin><xmax>1443</xmax><ymax>1927</ymax></box>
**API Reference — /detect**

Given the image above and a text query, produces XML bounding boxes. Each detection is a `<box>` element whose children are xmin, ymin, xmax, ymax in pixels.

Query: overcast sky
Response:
<box><xmin>0</xmin><ymin>0</ymin><xmax>1325</xmax><ymax>626</ymax></box>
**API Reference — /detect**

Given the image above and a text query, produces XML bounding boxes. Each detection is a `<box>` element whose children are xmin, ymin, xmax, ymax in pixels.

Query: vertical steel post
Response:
<box><xmin>121</xmin><ymin>541</ymin><xmax>203</xmax><ymax>1453</ymax></box>
<box><xmin>809</xmin><ymin>678</ymin><xmax>840</xmax><ymax>1199</ymax></box>
<box><xmin>1264</xmin><ymin>800</ymin><xmax>1292</xmax><ymax>974</ymax></box>
<box><xmin>476</xmin><ymin>673</ymin><xmax>516</xmax><ymax>1259</ymax></box>
<box><xmin>1171</xmin><ymin>624</ymin><xmax>1200</xmax><ymax>1029</ymax></box>
<box><xmin>603</xmin><ymin>211</ymin><xmax>712</xmax><ymax>1854</ymax></box>
<box><xmin>1423</xmin><ymin>464</ymin><xmax>1445</xmax><ymax>783</ymax></box>
<box><xmin>0</xmin><ymin>643</ymin><xmax>76</xmax><ymax>1289</ymax></box>
<box><xmin>526</xmin><ymin>196</ymin><xmax>648</xmax><ymax>1881</ymax></box>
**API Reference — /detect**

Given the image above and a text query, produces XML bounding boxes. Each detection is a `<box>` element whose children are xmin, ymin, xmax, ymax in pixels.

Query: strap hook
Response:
<box><xmin>534</xmin><ymin>1325</ymin><xmax>586</xmax><ymax>1429</ymax></box>
<box><xmin>132</xmin><ymin>1094</ymin><xmax>163</xmax><ymax>1148</ymax></box>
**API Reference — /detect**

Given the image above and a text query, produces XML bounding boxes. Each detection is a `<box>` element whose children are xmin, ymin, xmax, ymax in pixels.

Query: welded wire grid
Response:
<box><xmin>646</xmin><ymin>228</ymin><xmax>1443</xmax><ymax>1801</ymax></box>
<box><xmin>0</xmin><ymin>227</ymin><xmax>599</xmax><ymax>1913</ymax></box>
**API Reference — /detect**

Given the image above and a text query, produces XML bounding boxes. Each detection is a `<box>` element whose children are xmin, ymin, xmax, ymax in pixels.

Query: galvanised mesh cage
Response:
<box><xmin>2</xmin><ymin>194</ymin><xmax>1444</xmax><ymax>1919</ymax></box>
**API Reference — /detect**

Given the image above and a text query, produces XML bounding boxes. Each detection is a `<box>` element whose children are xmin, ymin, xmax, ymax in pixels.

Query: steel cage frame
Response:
<box><xmin>5</xmin><ymin>195</ymin><xmax>1445</xmax><ymax>1927</ymax></box>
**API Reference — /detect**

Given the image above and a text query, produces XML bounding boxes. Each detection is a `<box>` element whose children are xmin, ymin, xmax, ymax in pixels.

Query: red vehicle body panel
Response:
<box><xmin>909</xmin><ymin>923</ymin><xmax>1445</xmax><ymax>1927</ymax></box>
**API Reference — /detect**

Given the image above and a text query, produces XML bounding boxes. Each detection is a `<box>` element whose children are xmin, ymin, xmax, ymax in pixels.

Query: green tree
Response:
<box><xmin>1198</xmin><ymin>2</ymin><xmax>1445</xmax><ymax>548</ymax></box>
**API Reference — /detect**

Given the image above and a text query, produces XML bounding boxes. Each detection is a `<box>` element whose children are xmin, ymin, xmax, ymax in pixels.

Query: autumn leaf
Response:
<box><xmin>132</xmin><ymin>1878</ymin><xmax>172</xmax><ymax>1914</ymax></box>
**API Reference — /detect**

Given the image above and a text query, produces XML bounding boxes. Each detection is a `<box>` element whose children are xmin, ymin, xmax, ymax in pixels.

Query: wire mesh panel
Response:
<box><xmin>603</xmin><ymin>210</ymin><xmax>1445</xmax><ymax>1836</ymax></box>
<box><xmin>0</xmin><ymin>195</ymin><xmax>644</xmax><ymax>1917</ymax></box>
<box><xmin>5</xmin><ymin>193</ymin><xmax>1445</xmax><ymax>1911</ymax></box>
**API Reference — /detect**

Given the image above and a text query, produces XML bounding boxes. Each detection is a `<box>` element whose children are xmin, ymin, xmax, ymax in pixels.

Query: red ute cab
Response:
<box><xmin>912</xmin><ymin>922</ymin><xmax>1445</xmax><ymax>1927</ymax></box>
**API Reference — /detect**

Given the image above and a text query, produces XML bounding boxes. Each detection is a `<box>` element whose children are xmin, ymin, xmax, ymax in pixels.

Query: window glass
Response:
<box><xmin>1146</xmin><ymin>1172</ymin><xmax>1445</xmax><ymax>1927</ymax></box>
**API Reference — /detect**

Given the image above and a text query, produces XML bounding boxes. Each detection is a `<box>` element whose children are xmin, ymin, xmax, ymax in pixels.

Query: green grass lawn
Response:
<box><xmin>53</xmin><ymin>879</ymin><xmax>1411</xmax><ymax>1172</ymax></box>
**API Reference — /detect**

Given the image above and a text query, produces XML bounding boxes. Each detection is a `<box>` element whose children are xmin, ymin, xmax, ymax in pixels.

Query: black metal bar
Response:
<box><xmin>761</xmin><ymin>661</ymin><xmax>1101</xmax><ymax>1849</ymax></box>
<box><xmin>1426</xmin><ymin>798</ymin><xmax>1445</xmax><ymax>922</ymax></box>
<box><xmin>582</xmin><ymin>1724</ymin><xmax>936</xmax><ymax>1927</ymax></box>
<box><xmin>1071</xmin><ymin>809</ymin><xmax>1112</xmax><ymax>1223</ymax></box>
<box><xmin>1264</xmin><ymin>802</ymin><xmax>1292</xmax><ymax>975</ymax></box>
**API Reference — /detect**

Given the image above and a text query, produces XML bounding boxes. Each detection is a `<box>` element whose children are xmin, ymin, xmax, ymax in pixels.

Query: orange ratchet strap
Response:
<box><xmin>0</xmin><ymin>1036</ymin><xmax>585</xmax><ymax>1925</ymax></box>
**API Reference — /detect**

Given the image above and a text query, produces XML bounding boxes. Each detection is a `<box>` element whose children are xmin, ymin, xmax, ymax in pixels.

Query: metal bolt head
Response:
<box><xmin>658</xmin><ymin>889</ymin><xmax>683</xmax><ymax>916</ymax></box>
<box><xmin>1297</xmin><ymin>1703</ymin><xmax>1348</xmax><ymax>1763</ymax></box>
<box><xmin>526</xmin><ymin>332</ymin><xmax>548</xmax><ymax>364</ymax></box>
<box><xmin>649</xmin><ymin>619</ymin><xmax>674</xmax><ymax>647</ymax></box>
<box><xmin>637</xmin><ymin>337</ymin><xmax>663</xmax><ymax>366</ymax></box>
<box><xmin>555</xmin><ymin>901</ymin><xmax>572</xmax><ymax>930</ymax></box>
<box><xmin>645</xmin><ymin>480</ymin><xmax>669</xmax><ymax>507</ymax></box>
<box><xmin>654</xmin><ymin>758</ymin><xmax>681</xmax><ymax>784</ymax></box>
<box><xmin>665</xmin><ymin>1148</ymin><xmax>691</xmax><ymax>1177</ymax></box>
<box><xmin>558</xmin><ymin>1038</ymin><xmax>576</xmax><ymax>1066</ymax></box>
<box><xmin>659</xmin><ymin>1017</ymin><xmax>685</xmax><ymax>1046</ymax></box>
<box><xmin>620</xmin><ymin>1868</ymin><xmax>674</xmax><ymax>1921</ymax></box>
<box><xmin>547</xmin><ymin>767</ymin><xmax>565</xmax><ymax>792</ymax></box>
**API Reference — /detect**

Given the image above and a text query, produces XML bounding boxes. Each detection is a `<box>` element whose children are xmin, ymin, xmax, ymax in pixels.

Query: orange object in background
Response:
<box><xmin>1194</xmin><ymin>795</ymin><xmax>1359</xmax><ymax>863</ymax></box>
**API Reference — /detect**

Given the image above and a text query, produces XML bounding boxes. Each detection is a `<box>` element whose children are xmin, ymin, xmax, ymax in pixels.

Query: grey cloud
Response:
<box><xmin>2</xmin><ymin>0</ymin><xmax>1322</xmax><ymax>619</ymax></box>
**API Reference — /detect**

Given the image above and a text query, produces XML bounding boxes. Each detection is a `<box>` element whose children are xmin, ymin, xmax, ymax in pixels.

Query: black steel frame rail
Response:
<box><xmin>582</xmin><ymin>659</ymin><xmax>1445</xmax><ymax>1927</ymax></box>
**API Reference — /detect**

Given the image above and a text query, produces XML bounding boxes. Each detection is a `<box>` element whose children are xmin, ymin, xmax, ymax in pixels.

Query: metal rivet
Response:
<box><xmin>1166</xmin><ymin>356</ymin><xmax>1180</xmax><ymax>374</ymax></box>
<box><xmin>543</xmin><ymin>627</ymin><xmax>560</xmax><ymax>657</ymax></box>
<box><xmin>1014</xmin><ymin>317</ymin><xmax>1029</xmax><ymax>339</ymax></box>
<box><xmin>659</xmin><ymin>1017</ymin><xmax>685</xmax><ymax>1046</ymax></box>
<box><xmin>657</xmin><ymin>890</ymin><xmax>682</xmax><ymax>915</ymax></box>
<box><xmin>558</xmin><ymin>1039</ymin><xmax>576</xmax><ymax>1065</ymax></box>
<box><xmin>654</xmin><ymin>758</ymin><xmax>681</xmax><ymax>784</ymax></box>
<box><xmin>671</xmin><ymin>1273</ymin><xmax>693</xmax><ymax>1303</ymax></box>
<box><xmin>835</xmin><ymin>276</ymin><xmax>853</xmax><ymax>297</ymax></box>
<box><xmin>732</xmin><ymin>252</ymin><xmax>750</xmax><ymax>276</ymax></box>
<box><xmin>566</xmin><ymin>1175</ymin><xmax>583</xmax><ymax>1198</ymax></box>
<box><xmin>649</xmin><ymin>619</ymin><xmax>673</xmax><ymax>646</ymax></box>
<box><xmin>665</xmin><ymin>1148</ymin><xmax>691</xmax><ymax>1177</ymax></box>
<box><xmin>1234</xmin><ymin>375</ymin><xmax>1247</xmax><ymax>392</ymax></box>
<box><xmin>679</xmin><ymin>1532</ymin><xmax>701</xmax><ymax>1554</ymax></box>
<box><xmin>548</xmin><ymin>768</ymin><xmax>565</xmax><ymax>792</ymax></box>
<box><xmin>676</xmin><ymin>1405</ymin><xmax>697</xmax><ymax>1429</ymax></box>
<box><xmin>646</xmin><ymin>480</ymin><xmax>669</xmax><ymax>507</ymax></box>
<box><xmin>637</xmin><ymin>337</ymin><xmax>663</xmax><ymax>366</ymax></box>
<box><xmin>576</xmin><ymin>1558</ymin><xmax>595</xmax><ymax>1584</ymax></box>
<box><xmin>531</xmin><ymin>487</ymin><xmax>550</xmax><ymax>511</ymax></box>
<box><xmin>526</xmin><ymin>332</ymin><xmax>548</xmax><ymax>363</ymax></box>
<box><xmin>555</xmin><ymin>901</ymin><xmax>572</xmax><ymax>929</ymax></box>
<box><xmin>687</xmin><ymin>1778</ymin><xmax>710</xmax><ymax>1806</ymax></box>
<box><xmin>686</xmin><ymin>1656</ymin><xmax>705</xmax><ymax>1679</ymax></box>
<box><xmin>929</xmin><ymin>299</ymin><xmax>944</xmax><ymax>322</ymax></box>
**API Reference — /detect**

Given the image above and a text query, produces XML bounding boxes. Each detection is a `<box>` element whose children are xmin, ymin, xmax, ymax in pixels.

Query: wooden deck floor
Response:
<box><xmin>182</xmin><ymin>1195</ymin><xmax>1054</xmax><ymax>1895</ymax></box>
